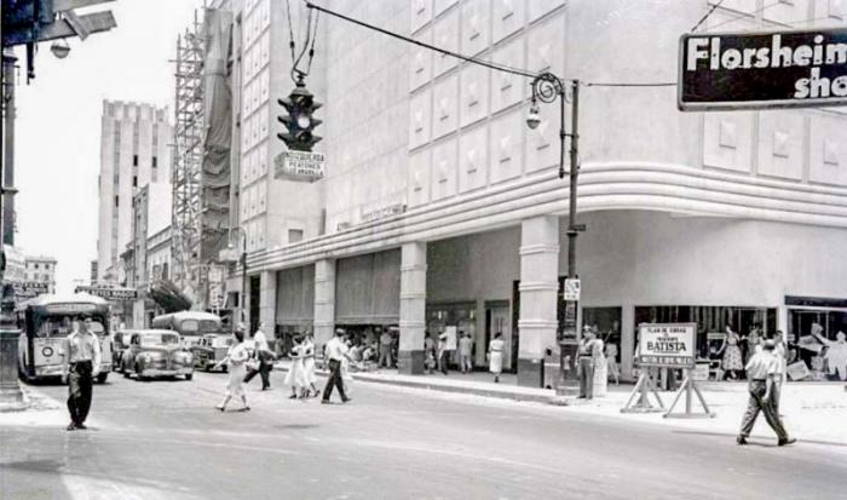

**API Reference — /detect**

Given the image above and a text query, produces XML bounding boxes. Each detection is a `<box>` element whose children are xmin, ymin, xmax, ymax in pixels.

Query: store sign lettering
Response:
<box><xmin>679</xmin><ymin>28</ymin><xmax>847</xmax><ymax>110</ymax></box>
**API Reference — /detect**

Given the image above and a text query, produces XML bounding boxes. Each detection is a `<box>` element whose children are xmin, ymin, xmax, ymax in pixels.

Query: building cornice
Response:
<box><xmin>247</xmin><ymin>162</ymin><xmax>847</xmax><ymax>272</ymax></box>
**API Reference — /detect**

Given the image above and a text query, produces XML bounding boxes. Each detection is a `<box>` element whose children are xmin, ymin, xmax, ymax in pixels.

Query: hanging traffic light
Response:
<box><xmin>277</xmin><ymin>78</ymin><xmax>322</xmax><ymax>152</ymax></box>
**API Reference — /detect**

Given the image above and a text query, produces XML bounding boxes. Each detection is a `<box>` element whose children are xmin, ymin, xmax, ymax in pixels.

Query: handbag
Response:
<box><xmin>245</xmin><ymin>354</ymin><xmax>260</xmax><ymax>371</ymax></box>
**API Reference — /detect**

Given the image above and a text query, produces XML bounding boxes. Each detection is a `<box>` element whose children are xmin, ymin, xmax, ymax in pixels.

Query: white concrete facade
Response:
<box><xmin>24</xmin><ymin>255</ymin><xmax>56</xmax><ymax>294</ymax></box>
<box><xmin>208</xmin><ymin>1</ymin><xmax>847</xmax><ymax>383</ymax></box>
<box><xmin>96</xmin><ymin>100</ymin><xmax>172</xmax><ymax>283</ymax></box>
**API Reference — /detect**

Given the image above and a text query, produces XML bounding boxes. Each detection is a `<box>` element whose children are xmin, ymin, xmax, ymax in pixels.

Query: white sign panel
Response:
<box><xmin>563</xmin><ymin>279</ymin><xmax>581</xmax><ymax>301</ymax></box>
<box><xmin>274</xmin><ymin>150</ymin><xmax>326</xmax><ymax>182</ymax></box>
<box><xmin>637</xmin><ymin>323</ymin><xmax>697</xmax><ymax>368</ymax></box>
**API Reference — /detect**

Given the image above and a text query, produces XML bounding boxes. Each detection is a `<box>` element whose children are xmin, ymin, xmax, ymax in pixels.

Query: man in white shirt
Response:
<box><xmin>322</xmin><ymin>328</ymin><xmax>352</xmax><ymax>404</ymax></box>
<box><xmin>244</xmin><ymin>322</ymin><xmax>275</xmax><ymax>390</ymax></box>
<box><xmin>61</xmin><ymin>317</ymin><xmax>102</xmax><ymax>431</ymax></box>
<box><xmin>737</xmin><ymin>340</ymin><xmax>795</xmax><ymax>446</ymax></box>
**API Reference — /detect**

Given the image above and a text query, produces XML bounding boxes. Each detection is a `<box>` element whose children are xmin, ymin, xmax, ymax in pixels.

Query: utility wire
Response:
<box><xmin>306</xmin><ymin>10</ymin><xmax>320</xmax><ymax>75</ymax></box>
<box><xmin>285</xmin><ymin>0</ymin><xmax>296</xmax><ymax>62</ymax></box>
<box><xmin>304</xmin><ymin>1</ymin><xmax>538</xmax><ymax>79</ymax></box>
<box><xmin>585</xmin><ymin>82</ymin><xmax>676</xmax><ymax>87</ymax></box>
<box><xmin>690</xmin><ymin>0</ymin><xmax>727</xmax><ymax>32</ymax></box>
<box><xmin>292</xmin><ymin>5</ymin><xmax>314</xmax><ymax>81</ymax></box>
<box><xmin>702</xmin><ymin>0</ymin><xmax>781</xmax><ymax>32</ymax></box>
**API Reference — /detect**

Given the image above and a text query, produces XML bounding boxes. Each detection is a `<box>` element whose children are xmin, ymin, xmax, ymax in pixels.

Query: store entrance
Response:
<box><xmin>485</xmin><ymin>301</ymin><xmax>512</xmax><ymax>372</ymax></box>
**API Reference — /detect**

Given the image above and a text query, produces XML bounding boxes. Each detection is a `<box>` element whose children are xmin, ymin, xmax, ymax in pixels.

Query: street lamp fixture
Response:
<box><xmin>528</xmin><ymin>72</ymin><xmax>582</xmax><ymax>401</ymax></box>
<box><xmin>50</xmin><ymin>39</ymin><xmax>71</xmax><ymax>59</ymax></box>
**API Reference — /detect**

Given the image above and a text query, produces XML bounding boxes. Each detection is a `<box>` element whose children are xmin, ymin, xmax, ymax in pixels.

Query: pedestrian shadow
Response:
<box><xmin>673</xmin><ymin>429</ymin><xmax>847</xmax><ymax>448</ymax></box>
<box><xmin>273</xmin><ymin>424</ymin><xmax>319</xmax><ymax>431</ymax></box>
<box><xmin>0</xmin><ymin>459</ymin><xmax>64</xmax><ymax>473</ymax></box>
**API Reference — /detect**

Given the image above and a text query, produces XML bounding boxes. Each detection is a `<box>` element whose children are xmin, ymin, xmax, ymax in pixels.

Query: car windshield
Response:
<box><xmin>141</xmin><ymin>333</ymin><xmax>180</xmax><ymax>346</ymax></box>
<box><xmin>36</xmin><ymin>317</ymin><xmax>105</xmax><ymax>338</ymax></box>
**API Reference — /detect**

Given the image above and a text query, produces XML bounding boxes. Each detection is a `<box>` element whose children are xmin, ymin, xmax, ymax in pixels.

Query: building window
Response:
<box><xmin>288</xmin><ymin>229</ymin><xmax>304</xmax><ymax>243</ymax></box>
<box><xmin>132</xmin><ymin>176</ymin><xmax>138</xmax><ymax>187</ymax></box>
<box><xmin>115</xmin><ymin>195</ymin><xmax>119</xmax><ymax>207</ymax></box>
<box><xmin>152</xmin><ymin>156</ymin><xmax>157</xmax><ymax>168</ymax></box>
<box><xmin>133</xmin><ymin>155</ymin><xmax>138</xmax><ymax>167</ymax></box>
<box><xmin>34</xmin><ymin>263</ymin><xmax>39</xmax><ymax>269</ymax></box>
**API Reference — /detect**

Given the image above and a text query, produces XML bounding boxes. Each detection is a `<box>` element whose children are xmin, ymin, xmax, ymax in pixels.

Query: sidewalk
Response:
<box><xmin>275</xmin><ymin>360</ymin><xmax>847</xmax><ymax>447</ymax></box>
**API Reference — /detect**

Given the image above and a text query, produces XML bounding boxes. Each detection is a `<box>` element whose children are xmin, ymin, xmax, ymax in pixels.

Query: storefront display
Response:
<box><xmin>634</xmin><ymin>305</ymin><xmax>777</xmax><ymax>382</ymax></box>
<box><xmin>426</xmin><ymin>303</ymin><xmax>478</xmax><ymax>369</ymax></box>
<box><xmin>787</xmin><ymin>296</ymin><xmax>847</xmax><ymax>381</ymax></box>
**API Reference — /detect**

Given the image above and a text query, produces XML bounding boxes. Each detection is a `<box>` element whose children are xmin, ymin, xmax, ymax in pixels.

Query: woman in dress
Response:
<box><xmin>592</xmin><ymin>335</ymin><xmax>608</xmax><ymax>397</ymax></box>
<box><xmin>301</xmin><ymin>333</ymin><xmax>320</xmax><ymax>397</ymax></box>
<box><xmin>285</xmin><ymin>336</ymin><xmax>306</xmax><ymax>399</ymax></box>
<box><xmin>214</xmin><ymin>329</ymin><xmax>250</xmax><ymax>412</ymax></box>
<box><xmin>488</xmin><ymin>332</ymin><xmax>505</xmax><ymax>383</ymax></box>
<box><xmin>718</xmin><ymin>325</ymin><xmax>744</xmax><ymax>380</ymax></box>
<box><xmin>605</xmin><ymin>342</ymin><xmax>620</xmax><ymax>385</ymax></box>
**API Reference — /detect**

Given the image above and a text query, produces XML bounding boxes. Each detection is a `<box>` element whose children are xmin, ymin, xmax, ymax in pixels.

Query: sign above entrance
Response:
<box><xmin>678</xmin><ymin>28</ymin><xmax>847</xmax><ymax>111</ymax></box>
<box><xmin>637</xmin><ymin>323</ymin><xmax>696</xmax><ymax>368</ymax></box>
<box><xmin>75</xmin><ymin>285</ymin><xmax>137</xmax><ymax>301</ymax></box>
<box><xmin>274</xmin><ymin>150</ymin><xmax>325</xmax><ymax>182</ymax></box>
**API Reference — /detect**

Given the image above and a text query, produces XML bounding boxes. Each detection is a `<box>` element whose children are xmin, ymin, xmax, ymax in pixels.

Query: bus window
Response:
<box><xmin>181</xmin><ymin>320</ymin><xmax>199</xmax><ymax>334</ymax></box>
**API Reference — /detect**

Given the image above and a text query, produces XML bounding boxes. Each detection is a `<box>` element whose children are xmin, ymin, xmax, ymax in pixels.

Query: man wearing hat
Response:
<box><xmin>737</xmin><ymin>339</ymin><xmax>796</xmax><ymax>446</ymax></box>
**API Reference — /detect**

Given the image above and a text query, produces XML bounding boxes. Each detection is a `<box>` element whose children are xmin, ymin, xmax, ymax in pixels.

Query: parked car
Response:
<box><xmin>189</xmin><ymin>333</ymin><xmax>232</xmax><ymax>372</ymax></box>
<box><xmin>111</xmin><ymin>331</ymin><xmax>132</xmax><ymax>372</ymax></box>
<box><xmin>121</xmin><ymin>330</ymin><xmax>194</xmax><ymax>381</ymax></box>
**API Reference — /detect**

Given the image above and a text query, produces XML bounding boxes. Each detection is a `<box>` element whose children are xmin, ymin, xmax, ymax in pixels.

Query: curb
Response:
<box><xmin>272</xmin><ymin>364</ymin><xmax>554</xmax><ymax>404</ymax></box>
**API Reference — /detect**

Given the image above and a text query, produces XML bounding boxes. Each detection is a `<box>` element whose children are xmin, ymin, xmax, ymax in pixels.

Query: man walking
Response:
<box><xmin>61</xmin><ymin>317</ymin><xmax>101</xmax><ymax>431</ymax></box>
<box><xmin>244</xmin><ymin>322</ymin><xmax>276</xmax><ymax>390</ymax></box>
<box><xmin>737</xmin><ymin>339</ymin><xmax>796</xmax><ymax>446</ymax></box>
<box><xmin>577</xmin><ymin>326</ymin><xmax>596</xmax><ymax>399</ymax></box>
<box><xmin>322</xmin><ymin>328</ymin><xmax>352</xmax><ymax>404</ymax></box>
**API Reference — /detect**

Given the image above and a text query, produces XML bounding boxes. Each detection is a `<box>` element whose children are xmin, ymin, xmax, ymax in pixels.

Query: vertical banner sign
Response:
<box><xmin>679</xmin><ymin>28</ymin><xmax>847</xmax><ymax>110</ymax></box>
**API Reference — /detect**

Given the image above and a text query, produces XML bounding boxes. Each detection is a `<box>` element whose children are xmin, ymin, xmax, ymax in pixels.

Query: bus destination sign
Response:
<box><xmin>679</xmin><ymin>28</ymin><xmax>847</xmax><ymax>111</ymax></box>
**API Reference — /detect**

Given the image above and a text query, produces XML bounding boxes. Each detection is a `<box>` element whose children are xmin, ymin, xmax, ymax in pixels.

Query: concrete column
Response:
<box><xmin>258</xmin><ymin>270</ymin><xmax>277</xmax><ymax>332</ymax></box>
<box><xmin>399</xmin><ymin>242</ymin><xmax>427</xmax><ymax>375</ymax></box>
<box><xmin>517</xmin><ymin>216</ymin><xmax>559</xmax><ymax>387</ymax></box>
<box><xmin>314</xmin><ymin>259</ymin><xmax>336</xmax><ymax>350</ymax></box>
<box><xmin>621</xmin><ymin>304</ymin><xmax>635</xmax><ymax>382</ymax></box>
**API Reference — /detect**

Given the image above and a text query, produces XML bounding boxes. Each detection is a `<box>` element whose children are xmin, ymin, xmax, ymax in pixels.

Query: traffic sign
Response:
<box><xmin>274</xmin><ymin>150</ymin><xmax>325</xmax><ymax>182</ymax></box>
<box><xmin>563</xmin><ymin>279</ymin><xmax>581</xmax><ymax>301</ymax></box>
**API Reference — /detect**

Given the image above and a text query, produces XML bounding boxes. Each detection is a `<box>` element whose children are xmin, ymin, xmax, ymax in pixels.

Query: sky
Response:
<box><xmin>12</xmin><ymin>0</ymin><xmax>203</xmax><ymax>295</ymax></box>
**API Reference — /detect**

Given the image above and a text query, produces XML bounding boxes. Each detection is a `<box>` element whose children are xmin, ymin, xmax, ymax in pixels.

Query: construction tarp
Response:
<box><xmin>200</xmin><ymin>8</ymin><xmax>233</xmax><ymax>261</ymax></box>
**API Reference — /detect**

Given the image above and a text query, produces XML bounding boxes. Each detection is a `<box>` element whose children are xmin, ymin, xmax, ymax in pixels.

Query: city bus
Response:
<box><xmin>151</xmin><ymin>311</ymin><xmax>229</xmax><ymax>370</ymax></box>
<box><xmin>16</xmin><ymin>293</ymin><xmax>113</xmax><ymax>383</ymax></box>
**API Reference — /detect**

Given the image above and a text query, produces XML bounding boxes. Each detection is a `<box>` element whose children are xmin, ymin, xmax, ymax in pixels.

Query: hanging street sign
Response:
<box><xmin>274</xmin><ymin>150</ymin><xmax>326</xmax><ymax>182</ymax></box>
<box><xmin>678</xmin><ymin>28</ymin><xmax>847</xmax><ymax>111</ymax></box>
<box><xmin>75</xmin><ymin>285</ymin><xmax>138</xmax><ymax>301</ymax></box>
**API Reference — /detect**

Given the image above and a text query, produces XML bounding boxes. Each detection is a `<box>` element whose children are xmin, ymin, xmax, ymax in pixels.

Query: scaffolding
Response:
<box><xmin>170</xmin><ymin>10</ymin><xmax>205</xmax><ymax>306</ymax></box>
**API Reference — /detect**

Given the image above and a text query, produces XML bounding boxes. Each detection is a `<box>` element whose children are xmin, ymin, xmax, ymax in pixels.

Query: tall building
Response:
<box><xmin>211</xmin><ymin>0</ymin><xmax>847</xmax><ymax>385</ymax></box>
<box><xmin>24</xmin><ymin>255</ymin><xmax>56</xmax><ymax>295</ymax></box>
<box><xmin>96</xmin><ymin>100</ymin><xmax>172</xmax><ymax>284</ymax></box>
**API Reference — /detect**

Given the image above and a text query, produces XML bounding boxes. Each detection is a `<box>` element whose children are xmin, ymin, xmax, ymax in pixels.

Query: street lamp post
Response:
<box><xmin>222</xmin><ymin>227</ymin><xmax>247</xmax><ymax>332</ymax></box>
<box><xmin>528</xmin><ymin>73</ymin><xmax>582</xmax><ymax>398</ymax></box>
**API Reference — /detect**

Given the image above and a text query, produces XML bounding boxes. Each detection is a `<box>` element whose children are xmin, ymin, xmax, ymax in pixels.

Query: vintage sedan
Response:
<box><xmin>189</xmin><ymin>333</ymin><xmax>232</xmax><ymax>372</ymax></box>
<box><xmin>121</xmin><ymin>330</ymin><xmax>194</xmax><ymax>381</ymax></box>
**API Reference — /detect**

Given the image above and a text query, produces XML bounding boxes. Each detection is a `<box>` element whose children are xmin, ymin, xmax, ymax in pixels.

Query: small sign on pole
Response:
<box><xmin>563</xmin><ymin>279</ymin><xmax>581</xmax><ymax>301</ymax></box>
<box><xmin>274</xmin><ymin>150</ymin><xmax>326</xmax><ymax>182</ymax></box>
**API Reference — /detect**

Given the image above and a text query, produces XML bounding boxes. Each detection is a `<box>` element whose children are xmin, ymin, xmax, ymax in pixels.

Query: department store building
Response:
<box><xmin>217</xmin><ymin>0</ymin><xmax>847</xmax><ymax>385</ymax></box>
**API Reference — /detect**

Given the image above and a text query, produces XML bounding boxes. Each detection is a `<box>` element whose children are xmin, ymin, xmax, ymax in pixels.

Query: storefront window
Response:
<box><xmin>426</xmin><ymin>303</ymin><xmax>478</xmax><ymax>369</ymax></box>
<box><xmin>788</xmin><ymin>309</ymin><xmax>847</xmax><ymax>381</ymax></box>
<box><xmin>634</xmin><ymin>306</ymin><xmax>777</xmax><ymax>381</ymax></box>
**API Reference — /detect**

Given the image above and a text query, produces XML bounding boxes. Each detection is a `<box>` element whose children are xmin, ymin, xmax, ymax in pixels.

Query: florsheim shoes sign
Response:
<box><xmin>679</xmin><ymin>28</ymin><xmax>847</xmax><ymax>111</ymax></box>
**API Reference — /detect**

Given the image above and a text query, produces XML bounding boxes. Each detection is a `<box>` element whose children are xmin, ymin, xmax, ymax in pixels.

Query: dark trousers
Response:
<box><xmin>322</xmin><ymin>359</ymin><xmax>348</xmax><ymax>402</ymax></box>
<box><xmin>67</xmin><ymin>361</ymin><xmax>93</xmax><ymax>426</ymax></box>
<box><xmin>578</xmin><ymin>357</ymin><xmax>594</xmax><ymax>398</ymax></box>
<box><xmin>739</xmin><ymin>380</ymin><xmax>788</xmax><ymax>440</ymax></box>
<box><xmin>244</xmin><ymin>361</ymin><xmax>272</xmax><ymax>389</ymax></box>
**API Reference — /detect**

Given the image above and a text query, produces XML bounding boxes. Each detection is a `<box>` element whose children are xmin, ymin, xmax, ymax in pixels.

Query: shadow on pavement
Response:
<box><xmin>673</xmin><ymin>429</ymin><xmax>847</xmax><ymax>448</ymax></box>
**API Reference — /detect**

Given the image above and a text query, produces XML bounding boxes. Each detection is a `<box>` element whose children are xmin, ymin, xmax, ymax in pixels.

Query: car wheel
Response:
<box><xmin>185</xmin><ymin>373</ymin><xmax>193</xmax><ymax>381</ymax></box>
<box><xmin>97</xmin><ymin>372</ymin><xmax>108</xmax><ymax>384</ymax></box>
<box><xmin>135</xmin><ymin>364</ymin><xmax>144</xmax><ymax>381</ymax></box>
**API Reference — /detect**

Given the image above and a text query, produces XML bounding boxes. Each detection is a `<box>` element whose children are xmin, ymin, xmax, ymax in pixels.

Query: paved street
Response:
<box><xmin>2</xmin><ymin>372</ymin><xmax>847</xmax><ymax>500</ymax></box>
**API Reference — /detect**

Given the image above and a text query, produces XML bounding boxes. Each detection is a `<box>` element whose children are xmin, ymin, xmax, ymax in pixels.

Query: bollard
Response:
<box><xmin>0</xmin><ymin>327</ymin><xmax>26</xmax><ymax>411</ymax></box>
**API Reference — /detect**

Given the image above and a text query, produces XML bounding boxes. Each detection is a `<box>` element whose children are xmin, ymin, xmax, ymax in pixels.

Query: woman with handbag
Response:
<box><xmin>214</xmin><ymin>328</ymin><xmax>250</xmax><ymax>412</ymax></box>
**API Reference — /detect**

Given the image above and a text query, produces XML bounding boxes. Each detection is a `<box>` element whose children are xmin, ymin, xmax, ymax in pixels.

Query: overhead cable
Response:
<box><xmin>690</xmin><ymin>0</ymin><xmax>727</xmax><ymax>32</ymax></box>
